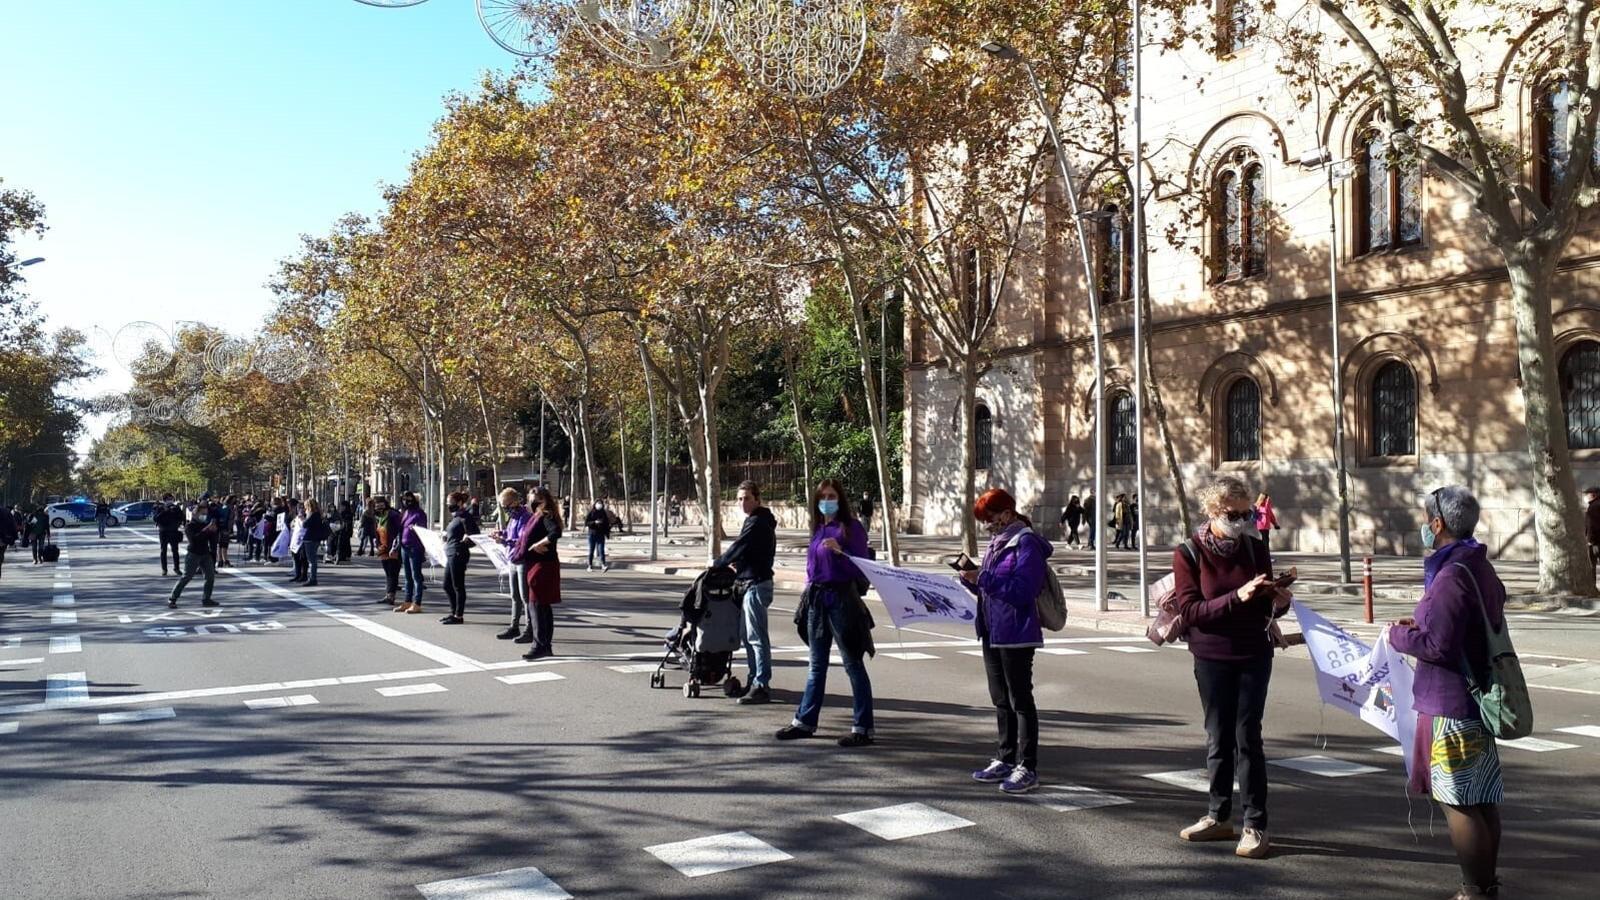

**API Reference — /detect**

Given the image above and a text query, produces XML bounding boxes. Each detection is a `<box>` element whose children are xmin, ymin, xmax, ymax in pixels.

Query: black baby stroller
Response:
<box><xmin>650</xmin><ymin>567</ymin><xmax>744</xmax><ymax>698</ymax></box>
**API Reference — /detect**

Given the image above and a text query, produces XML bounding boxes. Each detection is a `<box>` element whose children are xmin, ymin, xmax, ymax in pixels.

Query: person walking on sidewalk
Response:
<box><xmin>154</xmin><ymin>495</ymin><xmax>184</xmax><ymax>575</ymax></box>
<box><xmin>440</xmin><ymin>491</ymin><xmax>477</xmax><ymax>625</ymax></box>
<box><xmin>1173</xmin><ymin>475</ymin><xmax>1290</xmax><ymax>861</ymax></box>
<box><xmin>859</xmin><ymin>492</ymin><xmax>875</xmax><ymax>534</ymax></box>
<box><xmin>1111</xmin><ymin>493</ymin><xmax>1130</xmax><ymax>549</ymax></box>
<box><xmin>585</xmin><ymin>501</ymin><xmax>612</xmax><ymax>572</ymax></box>
<box><xmin>1060</xmin><ymin>495</ymin><xmax>1083</xmax><ymax>547</ymax></box>
<box><xmin>95</xmin><ymin>497</ymin><xmax>111</xmax><ymax>538</ymax></box>
<box><xmin>396</xmin><ymin>492</ymin><xmax>429</xmax><ymax>613</ymax></box>
<box><xmin>372</xmin><ymin>496</ymin><xmax>403</xmax><ymax>607</ymax></box>
<box><xmin>0</xmin><ymin>503</ymin><xmax>16</xmax><ymax>581</ymax></box>
<box><xmin>963</xmin><ymin>488</ymin><xmax>1050</xmax><ymax>796</ymax></box>
<box><xmin>512</xmin><ymin>486</ymin><xmax>563</xmax><ymax>660</ymax></box>
<box><xmin>776</xmin><ymin>479</ymin><xmax>876</xmax><ymax>747</ymax></box>
<box><xmin>714</xmin><ymin>480</ymin><xmax>778</xmax><ymax>705</ymax></box>
<box><xmin>1584</xmin><ymin>487</ymin><xmax>1600</xmax><ymax>570</ymax></box>
<box><xmin>1387</xmin><ymin>486</ymin><xmax>1507</xmax><ymax>900</ymax></box>
<box><xmin>1253</xmin><ymin>493</ymin><xmax>1280</xmax><ymax>551</ymax></box>
<box><xmin>1084</xmin><ymin>492</ymin><xmax>1097</xmax><ymax>550</ymax></box>
<box><xmin>168</xmin><ymin>500</ymin><xmax>220</xmax><ymax>609</ymax></box>
<box><xmin>26</xmin><ymin>506</ymin><xmax>51</xmax><ymax>565</ymax></box>
<box><xmin>493</xmin><ymin>488</ymin><xmax>533</xmax><ymax>641</ymax></box>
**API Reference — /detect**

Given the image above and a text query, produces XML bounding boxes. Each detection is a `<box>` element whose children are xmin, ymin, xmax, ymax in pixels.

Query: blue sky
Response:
<box><xmin>0</xmin><ymin>0</ymin><xmax>518</xmax><ymax>446</ymax></box>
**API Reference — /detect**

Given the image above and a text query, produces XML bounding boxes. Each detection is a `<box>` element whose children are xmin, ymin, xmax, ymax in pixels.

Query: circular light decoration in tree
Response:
<box><xmin>570</xmin><ymin>0</ymin><xmax>719</xmax><ymax>70</ymax></box>
<box><xmin>351</xmin><ymin>0</ymin><xmax>432</xmax><ymax>7</ymax></box>
<box><xmin>720</xmin><ymin>0</ymin><xmax>868</xmax><ymax>99</ymax></box>
<box><xmin>177</xmin><ymin>394</ymin><xmax>216</xmax><ymax>428</ymax></box>
<box><xmin>206</xmin><ymin>336</ymin><xmax>255</xmax><ymax>380</ymax></box>
<box><xmin>254</xmin><ymin>335</ymin><xmax>312</xmax><ymax>384</ymax></box>
<box><xmin>478</xmin><ymin>0</ymin><xmax>567</xmax><ymax>58</ymax></box>
<box><xmin>112</xmin><ymin>322</ymin><xmax>176</xmax><ymax>379</ymax></box>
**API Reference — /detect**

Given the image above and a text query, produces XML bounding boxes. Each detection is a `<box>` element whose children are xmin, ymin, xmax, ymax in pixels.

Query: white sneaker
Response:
<box><xmin>1235</xmin><ymin>827</ymin><xmax>1269</xmax><ymax>859</ymax></box>
<box><xmin>1179</xmin><ymin>816</ymin><xmax>1236</xmax><ymax>842</ymax></box>
<box><xmin>586</xmin><ymin>564</ymin><xmax>593</xmax><ymax>572</ymax></box>
<box><xmin>602</xmin><ymin>562</ymin><xmax>611</xmax><ymax>572</ymax></box>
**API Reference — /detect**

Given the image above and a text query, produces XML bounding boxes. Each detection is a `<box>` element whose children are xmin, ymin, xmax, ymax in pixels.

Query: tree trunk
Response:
<box><xmin>958</xmin><ymin>354</ymin><xmax>980</xmax><ymax>557</ymax></box>
<box><xmin>692</xmin><ymin>383</ymin><xmax>725</xmax><ymax>561</ymax></box>
<box><xmin>1508</xmin><ymin>255</ymin><xmax>1594</xmax><ymax>595</ymax></box>
<box><xmin>783</xmin><ymin>345</ymin><xmax>815</xmax><ymax>498</ymax></box>
<box><xmin>617</xmin><ymin>395</ymin><xmax>631</xmax><ymax>529</ymax></box>
<box><xmin>577</xmin><ymin>396</ymin><xmax>598</xmax><ymax>510</ymax></box>
<box><xmin>474</xmin><ymin>378</ymin><xmax>501</xmax><ymax>494</ymax></box>
<box><xmin>1139</xmin><ymin>269</ymin><xmax>1191</xmax><ymax>536</ymax></box>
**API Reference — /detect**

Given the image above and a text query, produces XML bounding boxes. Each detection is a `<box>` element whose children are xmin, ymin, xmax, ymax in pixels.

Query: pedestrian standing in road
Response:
<box><xmin>1111</xmin><ymin>493</ymin><xmax>1130</xmax><ymax>549</ymax></box>
<box><xmin>1060</xmin><ymin>495</ymin><xmax>1083</xmax><ymax>547</ymax></box>
<box><xmin>246</xmin><ymin>503</ymin><xmax>267</xmax><ymax>562</ymax></box>
<box><xmin>264</xmin><ymin>497</ymin><xmax>283</xmax><ymax>563</ymax></box>
<box><xmin>1173</xmin><ymin>475</ymin><xmax>1289</xmax><ymax>860</ymax></box>
<box><xmin>1084</xmin><ymin>492</ymin><xmax>1097</xmax><ymax>550</ymax></box>
<box><xmin>963</xmin><ymin>488</ymin><xmax>1050</xmax><ymax>795</ymax></box>
<box><xmin>777</xmin><ymin>479</ymin><xmax>876</xmax><ymax>747</ymax></box>
<box><xmin>27</xmin><ymin>507</ymin><xmax>51</xmax><ymax>565</ymax></box>
<box><xmin>0</xmin><ymin>503</ymin><xmax>16</xmax><ymax>581</ymax></box>
<box><xmin>1387</xmin><ymin>486</ymin><xmax>1507</xmax><ymax>900</ymax></box>
<box><xmin>585</xmin><ymin>501</ymin><xmax>612</xmax><ymax>572</ymax></box>
<box><xmin>1584</xmin><ymin>487</ymin><xmax>1600</xmax><ymax>571</ymax></box>
<box><xmin>154</xmin><ymin>495</ymin><xmax>184</xmax><ymax>575</ymax></box>
<box><xmin>95</xmin><ymin>496</ymin><xmax>111</xmax><ymax>538</ymax></box>
<box><xmin>358</xmin><ymin>499</ymin><xmax>378</xmax><ymax>556</ymax></box>
<box><xmin>1253</xmin><ymin>493</ymin><xmax>1280</xmax><ymax>551</ymax></box>
<box><xmin>335</xmin><ymin>499</ymin><xmax>355</xmax><ymax>563</ymax></box>
<box><xmin>372</xmin><ymin>496</ymin><xmax>403</xmax><ymax>606</ymax></box>
<box><xmin>287</xmin><ymin>500</ymin><xmax>309</xmax><ymax>582</ymax></box>
<box><xmin>300</xmin><ymin>499</ymin><xmax>329</xmax><ymax>586</ymax></box>
<box><xmin>512</xmin><ymin>486</ymin><xmax>563</xmax><ymax>659</ymax></box>
<box><xmin>396</xmin><ymin>491</ymin><xmax>429</xmax><ymax>613</ymax></box>
<box><xmin>859</xmin><ymin>491</ymin><xmax>875</xmax><ymax>535</ymax></box>
<box><xmin>215</xmin><ymin>495</ymin><xmax>235</xmax><ymax>568</ymax></box>
<box><xmin>440</xmin><ymin>491</ymin><xmax>477</xmax><ymax>625</ymax></box>
<box><xmin>168</xmin><ymin>500</ymin><xmax>220</xmax><ymax>609</ymax></box>
<box><xmin>493</xmin><ymin>488</ymin><xmax>533</xmax><ymax>641</ymax></box>
<box><xmin>713</xmin><ymin>480</ymin><xmax>778</xmax><ymax>705</ymax></box>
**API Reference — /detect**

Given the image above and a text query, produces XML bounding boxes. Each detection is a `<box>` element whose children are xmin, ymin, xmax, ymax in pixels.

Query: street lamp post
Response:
<box><xmin>1300</xmin><ymin>147</ymin><xmax>1354</xmax><ymax>583</ymax></box>
<box><xmin>18</xmin><ymin>257</ymin><xmax>45</xmax><ymax>267</ymax></box>
<box><xmin>982</xmin><ymin>41</ymin><xmax>1109</xmax><ymax>611</ymax></box>
<box><xmin>1130</xmin><ymin>0</ymin><xmax>1151</xmax><ymax>616</ymax></box>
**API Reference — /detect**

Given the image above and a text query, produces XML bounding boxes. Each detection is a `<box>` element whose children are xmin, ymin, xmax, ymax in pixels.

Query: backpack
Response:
<box><xmin>1146</xmin><ymin>540</ymin><xmax>1199</xmax><ymax>646</ymax></box>
<box><xmin>1003</xmin><ymin>528</ymin><xmax>1067</xmax><ymax>631</ymax></box>
<box><xmin>1452</xmin><ymin>563</ymin><xmax>1534</xmax><ymax>740</ymax></box>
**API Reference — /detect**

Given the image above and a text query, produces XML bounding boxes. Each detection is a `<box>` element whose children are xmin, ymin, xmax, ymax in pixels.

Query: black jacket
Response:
<box><xmin>303</xmin><ymin>512</ymin><xmax>331</xmax><ymax>544</ymax></box>
<box><xmin>184</xmin><ymin>516</ymin><xmax>218</xmax><ymax>556</ymax></box>
<box><xmin>713</xmin><ymin>507</ymin><xmax>778</xmax><ymax>584</ymax></box>
<box><xmin>154</xmin><ymin>504</ymin><xmax>185</xmax><ymax>534</ymax></box>
<box><xmin>443</xmin><ymin>508</ymin><xmax>478</xmax><ymax>556</ymax></box>
<box><xmin>585</xmin><ymin>508</ymin><xmax>612</xmax><ymax>538</ymax></box>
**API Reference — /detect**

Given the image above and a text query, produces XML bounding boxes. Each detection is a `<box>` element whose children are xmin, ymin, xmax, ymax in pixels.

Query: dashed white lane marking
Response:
<box><xmin>834</xmin><ymin>802</ymin><xmax>975</xmax><ymax>841</ymax></box>
<box><xmin>1104</xmin><ymin>646</ymin><xmax>1157</xmax><ymax>654</ymax></box>
<box><xmin>1031</xmin><ymin>784</ymin><xmax>1135</xmax><ymax>811</ymax></box>
<box><xmin>644</xmin><ymin>831</ymin><xmax>793</xmax><ymax>878</ymax></box>
<box><xmin>1373</xmin><ymin>746</ymin><xmax>1406</xmax><ymax>757</ymax></box>
<box><xmin>569</xmin><ymin>608</ymin><xmax>626</xmax><ymax>619</ymax></box>
<box><xmin>609</xmin><ymin>664</ymin><xmax>662</xmax><ymax>674</ymax></box>
<box><xmin>958</xmin><ymin>650</ymin><xmax>987</xmax><ymax>657</ymax></box>
<box><xmin>51</xmin><ymin>595</ymin><xmax>75</xmax><ymax>608</ymax></box>
<box><xmin>881</xmin><ymin>652</ymin><xmax>940</xmax><ymax>661</ymax></box>
<box><xmin>98</xmin><ymin>707</ymin><xmax>176</xmax><ymax>725</ymax></box>
<box><xmin>1039</xmin><ymin>647</ymin><xmax>1089</xmax><ymax>656</ymax></box>
<box><xmin>1</xmin><ymin>658</ymin><xmax>44</xmax><ymax>666</ymax></box>
<box><xmin>244</xmin><ymin>695</ymin><xmax>319</xmax><ymax>710</ymax></box>
<box><xmin>0</xmin><ymin>722</ymin><xmax>17</xmax><ymax>735</ymax></box>
<box><xmin>1143</xmin><ymin>770</ymin><xmax>1227</xmax><ymax>793</ymax></box>
<box><xmin>0</xmin><ymin>637</ymin><xmax>19</xmax><ymax>650</ymax></box>
<box><xmin>117</xmin><ymin>615</ymin><xmax>133</xmax><ymax>624</ymax></box>
<box><xmin>45</xmin><ymin>672</ymin><xmax>89</xmax><ymax>706</ymax></box>
<box><xmin>1555</xmin><ymin>725</ymin><xmax>1600</xmax><ymax>739</ymax></box>
<box><xmin>415</xmin><ymin>866</ymin><xmax>571</xmax><ymax>900</ymax></box>
<box><xmin>48</xmin><ymin>636</ymin><xmax>81</xmax><ymax>654</ymax></box>
<box><xmin>376</xmin><ymin>683</ymin><xmax>449</xmax><ymax>698</ymax></box>
<box><xmin>1270</xmin><ymin>755</ymin><xmax>1384</xmax><ymax>777</ymax></box>
<box><xmin>495</xmin><ymin>672</ymin><xmax>565</xmax><ymax>685</ymax></box>
<box><xmin>50</xmin><ymin>611</ymin><xmax>78</xmax><ymax>625</ymax></box>
<box><xmin>1497</xmin><ymin>736</ymin><xmax>1580</xmax><ymax>752</ymax></box>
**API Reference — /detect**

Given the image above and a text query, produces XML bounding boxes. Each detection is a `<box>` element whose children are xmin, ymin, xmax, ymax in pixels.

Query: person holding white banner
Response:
<box><xmin>961</xmin><ymin>488</ymin><xmax>1050</xmax><ymax>796</ymax></box>
<box><xmin>1386</xmin><ymin>486</ymin><xmax>1507</xmax><ymax>900</ymax></box>
<box><xmin>1173</xmin><ymin>476</ymin><xmax>1290</xmax><ymax>860</ymax></box>
<box><xmin>491</xmin><ymin>488</ymin><xmax>534</xmax><ymax>641</ymax></box>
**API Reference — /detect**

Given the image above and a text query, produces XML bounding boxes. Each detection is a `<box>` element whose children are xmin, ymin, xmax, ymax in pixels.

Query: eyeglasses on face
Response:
<box><xmin>1222</xmin><ymin>510</ymin><xmax>1254</xmax><ymax>523</ymax></box>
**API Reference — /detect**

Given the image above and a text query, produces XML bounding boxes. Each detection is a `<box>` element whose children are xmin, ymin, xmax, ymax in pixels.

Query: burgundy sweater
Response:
<box><xmin>1173</xmin><ymin>535</ymin><xmax>1279</xmax><ymax>662</ymax></box>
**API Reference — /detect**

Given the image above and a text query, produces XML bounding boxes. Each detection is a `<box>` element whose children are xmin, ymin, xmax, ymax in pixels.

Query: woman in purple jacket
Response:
<box><xmin>395</xmin><ymin>491</ymin><xmax>429</xmax><ymax>614</ymax></box>
<box><xmin>776</xmin><ymin>479</ymin><xmax>875</xmax><ymax>747</ymax></box>
<box><xmin>962</xmin><ymin>488</ymin><xmax>1050</xmax><ymax>795</ymax></box>
<box><xmin>1387</xmin><ymin>486</ymin><xmax>1506</xmax><ymax>900</ymax></box>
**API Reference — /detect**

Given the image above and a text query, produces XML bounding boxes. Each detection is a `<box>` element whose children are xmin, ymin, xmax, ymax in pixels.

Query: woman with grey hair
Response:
<box><xmin>1172</xmin><ymin>476</ymin><xmax>1291</xmax><ymax>860</ymax></box>
<box><xmin>1387</xmin><ymin>485</ymin><xmax>1507</xmax><ymax>899</ymax></box>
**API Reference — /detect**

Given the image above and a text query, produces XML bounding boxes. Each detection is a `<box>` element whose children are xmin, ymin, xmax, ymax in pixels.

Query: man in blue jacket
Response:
<box><xmin>714</xmin><ymin>480</ymin><xmax>779</xmax><ymax>705</ymax></box>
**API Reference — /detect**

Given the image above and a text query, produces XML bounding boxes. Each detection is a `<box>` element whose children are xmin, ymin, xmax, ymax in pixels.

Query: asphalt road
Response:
<box><xmin>2</xmin><ymin>525</ymin><xmax>1598</xmax><ymax>899</ymax></box>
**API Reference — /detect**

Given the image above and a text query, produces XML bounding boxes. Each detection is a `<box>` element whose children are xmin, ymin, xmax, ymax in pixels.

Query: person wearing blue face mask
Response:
<box><xmin>777</xmin><ymin>478</ymin><xmax>875</xmax><ymax>746</ymax></box>
<box><xmin>168</xmin><ymin>502</ymin><xmax>220</xmax><ymax>609</ymax></box>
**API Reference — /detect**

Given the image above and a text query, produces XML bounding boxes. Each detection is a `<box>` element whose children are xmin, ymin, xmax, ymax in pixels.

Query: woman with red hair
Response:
<box><xmin>962</xmin><ymin>488</ymin><xmax>1052</xmax><ymax>795</ymax></box>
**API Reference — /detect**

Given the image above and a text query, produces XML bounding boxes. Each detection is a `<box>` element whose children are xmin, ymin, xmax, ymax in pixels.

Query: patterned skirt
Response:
<box><xmin>1409</xmin><ymin>712</ymin><xmax>1504</xmax><ymax>806</ymax></box>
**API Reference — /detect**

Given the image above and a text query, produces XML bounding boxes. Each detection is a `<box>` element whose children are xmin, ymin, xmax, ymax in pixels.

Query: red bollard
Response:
<box><xmin>1363</xmin><ymin>556</ymin><xmax>1374</xmax><ymax>623</ymax></box>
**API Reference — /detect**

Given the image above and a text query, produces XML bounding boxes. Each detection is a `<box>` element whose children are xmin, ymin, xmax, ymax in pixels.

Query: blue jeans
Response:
<box><xmin>793</xmin><ymin>599</ymin><xmax>874</xmax><ymax>735</ymax></box>
<box><xmin>741</xmin><ymin>580</ymin><xmax>774</xmax><ymax>688</ymax></box>
<box><xmin>587</xmin><ymin>532</ymin><xmax>607</xmax><ymax>566</ymax></box>
<box><xmin>304</xmin><ymin>541</ymin><xmax>321</xmax><ymax>582</ymax></box>
<box><xmin>97</xmin><ymin>515</ymin><xmax>108</xmax><ymax>537</ymax></box>
<box><xmin>401</xmin><ymin>546</ymin><xmax>426</xmax><ymax>602</ymax></box>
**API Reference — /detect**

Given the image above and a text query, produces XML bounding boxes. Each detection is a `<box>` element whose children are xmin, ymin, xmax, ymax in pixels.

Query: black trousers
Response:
<box><xmin>264</xmin><ymin>530</ymin><xmax>278</xmax><ymax>562</ymax></box>
<box><xmin>982</xmin><ymin>644</ymin><xmax>1039</xmax><ymax>771</ymax></box>
<box><xmin>532</xmin><ymin>602</ymin><xmax>554</xmax><ymax>651</ymax></box>
<box><xmin>381</xmin><ymin>558</ymin><xmax>401</xmax><ymax>595</ymax></box>
<box><xmin>292</xmin><ymin>548</ymin><xmax>308</xmax><ymax>580</ymax></box>
<box><xmin>336</xmin><ymin>530</ymin><xmax>352</xmax><ymax>562</ymax></box>
<box><xmin>443</xmin><ymin>552</ymin><xmax>468</xmax><ymax>617</ymax></box>
<box><xmin>159</xmin><ymin>532</ymin><xmax>182</xmax><ymax>573</ymax></box>
<box><xmin>0</xmin><ymin>544</ymin><xmax>7</xmax><ymax>579</ymax></box>
<box><xmin>1194</xmin><ymin>655</ymin><xmax>1273</xmax><ymax>830</ymax></box>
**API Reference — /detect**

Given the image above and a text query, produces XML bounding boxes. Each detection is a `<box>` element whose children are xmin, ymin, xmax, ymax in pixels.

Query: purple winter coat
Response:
<box><xmin>1388</xmin><ymin>539</ymin><xmax>1506</xmax><ymax>719</ymax></box>
<box><xmin>975</xmin><ymin>523</ymin><xmax>1051</xmax><ymax>648</ymax></box>
<box><xmin>399</xmin><ymin>506</ymin><xmax>429</xmax><ymax>551</ymax></box>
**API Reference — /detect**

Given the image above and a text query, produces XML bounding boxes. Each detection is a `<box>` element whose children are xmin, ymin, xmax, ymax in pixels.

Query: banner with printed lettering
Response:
<box><xmin>849</xmin><ymin>555</ymin><xmax>978</xmax><ymax>628</ymax></box>
<box><xmin>467</xmin><ymin>533</ymin><xmax>512</xmax><ymax>576</ymax></box>
<box><xmin>414</xmin><ymin>527</ymin><xmax>448</xmax><ymax>567</ymax></box>
<box><xmin>1293</xmin><ymin>600</ymin><xmax>1418</xmax><ymax>775</ymax></box>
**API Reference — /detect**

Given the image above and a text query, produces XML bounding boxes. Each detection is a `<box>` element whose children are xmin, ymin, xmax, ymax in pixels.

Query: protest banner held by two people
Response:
<box><xmin>848</xmin><ymin>554</ymin><xmax>977</xmax><ymax>628</ymax></box>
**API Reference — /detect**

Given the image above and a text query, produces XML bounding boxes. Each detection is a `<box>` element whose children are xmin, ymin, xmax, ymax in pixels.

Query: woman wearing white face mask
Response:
<box><xmin>1171</xmin><ymin>476</ymin><xmax>1291</xmax><ymax>861</ymax></box>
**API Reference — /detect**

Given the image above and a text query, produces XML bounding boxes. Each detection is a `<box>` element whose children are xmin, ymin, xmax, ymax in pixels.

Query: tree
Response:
<box><xmin>0</xmin><ymin>178</ymin><xmax>46</xmax><ymax>328</ymax></box>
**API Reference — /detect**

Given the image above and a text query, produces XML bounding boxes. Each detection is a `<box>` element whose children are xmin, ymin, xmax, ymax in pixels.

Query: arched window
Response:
<box><xmin>1097</xmin><ymin>202</ymin><xmax>1131</xmax><ymax>304</ymax></box>
<box><xmin>1356</xmin><ymin>116</ymin><xmax>1423</xmax><ymax>253</ymax></box>
<box><xmin>1561</xmin><ymin>341</ymin><xmax>1600</xmax><ymax>450</ymax></box>
<box><xmin>1223</xmin><ymin>378</ymin><xmax>1261</xmax><ymax>461</ymax></box>
<box><xmin>974</xmin><ymin>403</ymin><xmax>994</xmax><ymax>470</ymax></box>
<box><xmin>1108</xmin><ymin>391</ymin><xmax>1136</xmax><ymax>467</ymax></box>
<box><xmin>1211</xmin><ymin>149</ymin><xmax>1266</xmax><ymax>282</ymax></box>
<box><xmin>1537</xmin><ymin>78</ymin><xmax>1600</xmax><ymax>204</ymax></box>
<box><xmin>1218</xmin><ymin>0</ymin><xmax>1256</xmax><ymax>55</ymax></box>
<box><xmin>1370</xmin><ymin>361</ymin><xmax>1417</xmax><ymax>456</ymax></box>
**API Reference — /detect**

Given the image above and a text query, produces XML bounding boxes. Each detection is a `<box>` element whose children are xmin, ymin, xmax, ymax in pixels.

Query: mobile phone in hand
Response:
<box><xmin>1272</xmin><ymin>567</ymin><xmax>1297</xmax><ymax>590</ymax></box>
<box><xmin>948</xmin><ymin>553</ymin><xmax>978</xmax><ymax>572</ymax></box>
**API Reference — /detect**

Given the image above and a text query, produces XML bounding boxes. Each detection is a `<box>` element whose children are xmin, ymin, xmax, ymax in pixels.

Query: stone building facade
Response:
<box><xmin>902</xmin><ymin>7</ymin><xmax>1600</xmax><ymax>559</ymax></box>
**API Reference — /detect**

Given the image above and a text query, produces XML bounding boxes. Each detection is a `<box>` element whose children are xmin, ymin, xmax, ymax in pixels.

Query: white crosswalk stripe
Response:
<box><xmin>376</xmin><ymin>683</ymin><xmax>449</xmax><ymax>698</ymax></box>
<box><xmin>1497</xmin><ymin>736</ymin><xmax>1580</xmax><ymax>753</ymax></box>
<box><xmin>495</xmin><ymin>672</ymin><xmax>565</xmax><ymax>685</ymax></box>
<box><xmin>1554</xmin><ymin>725</ymin><xmax>1600</xmax><ymax>739</ymax></box>
<box><xmin>835</xmin><ymin>802</ymin><xmax>974</xmax><ymax>840</ymax></box>
<box><xmin>644</xmin><ymin>831</ymin><xmax>792</xmax><ymax>878</ymax></box>
<box><xmin>415</xmin><ymin>866</ymin><xmax>571</xmax><ymax>899</ymax></box>
<box><xmin>98</xmin><ymin>707</ymin><xmax>176</xmax><ymax>725</ymax></box>
<box><xmin>244</xmin><ymin>695</ymin><xmax>319</xmax><ymax>710</ymax></box>
<box><xmin>1030</xmin><ymin>784</ymin><xmax>1134</xmax><ymax>811</ymax></box>
<box><xmin>1270</xmin><ymin>755</ymin><xmax>1384</xmax><ymax>777</ymax></box>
